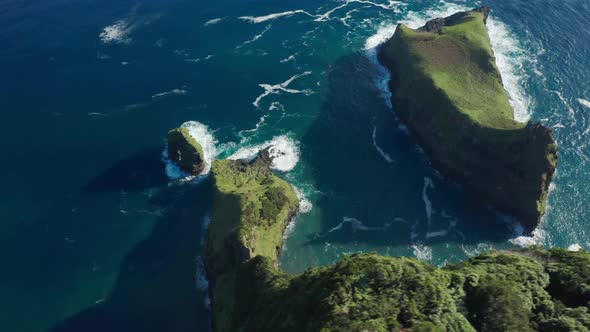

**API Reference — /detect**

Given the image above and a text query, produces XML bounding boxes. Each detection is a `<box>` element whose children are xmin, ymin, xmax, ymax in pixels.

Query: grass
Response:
<box><xmin>379</xmin><ymin>9</ymin><xmax>557</xmax><ymax>231</ymax></box>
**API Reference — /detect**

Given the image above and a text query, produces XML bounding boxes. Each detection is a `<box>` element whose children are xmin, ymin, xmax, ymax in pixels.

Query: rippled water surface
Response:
<box><xmin>1</xmin><ymin>0</ymin><xmax>589</xmax><ymax>330</ymax></box>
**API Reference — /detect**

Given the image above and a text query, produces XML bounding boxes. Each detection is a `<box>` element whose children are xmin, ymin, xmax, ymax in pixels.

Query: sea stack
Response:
<box><xmin>166</xmin><ymin>127</ymin><xmax>205</xmax><ymax>175</ymax></box>
<box><xmin>377</xmin><ymin>6</ymin><xmax>557</xmax><ymax>232</ymax></box>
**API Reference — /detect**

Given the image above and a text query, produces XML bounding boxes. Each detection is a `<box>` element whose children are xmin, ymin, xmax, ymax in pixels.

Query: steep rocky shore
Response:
<box><xmin>377</xmin><ymin>6</ymin><xmax>557</xmax><ymax>232</ymax></box>
<box><xmin>199</xmin><ymin>148</ymin><xmax>589</xmax><ymax>332</ymax></box>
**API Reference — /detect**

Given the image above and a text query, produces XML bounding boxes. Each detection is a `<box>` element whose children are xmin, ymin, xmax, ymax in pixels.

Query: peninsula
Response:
<box><xmin>201</xmin><ymin>147</ymin><xmax>590</xmax><ymax>332</ymax></box>
<box><xmin>377</xmin><ymin>6</ymin><xmax>557</xmax><ymax>232</ymax></box>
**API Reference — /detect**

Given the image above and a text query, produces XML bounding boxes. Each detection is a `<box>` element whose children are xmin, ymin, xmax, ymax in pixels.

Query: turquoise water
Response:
<box><xmin>1</xmin><ymin>0</ymin><xmax>589</xmax><ymax>330</ymax></box>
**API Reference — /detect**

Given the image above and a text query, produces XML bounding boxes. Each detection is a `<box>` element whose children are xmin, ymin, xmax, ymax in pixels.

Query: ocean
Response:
<box><xmin>1</xmin><ymin>0</ymin><xmax>589</xmax><ymax>330</ymax></box>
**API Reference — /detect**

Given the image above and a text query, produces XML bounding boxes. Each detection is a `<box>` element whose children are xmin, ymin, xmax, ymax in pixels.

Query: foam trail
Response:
<box><xmin>163</xmin><ymin>121</ymin><xmax>218</xmax><ymax>180</ymax></box>
<box><xmin>186</xmin><ymin>55</ymin><xmax>214</xmax><ymax>63</ymax></box>
<box><xmin>328</xmin><ymin>216</ymin><xmax>382</xmax><ymax>233</ymax></box>
<box><xmin>204</xmin><ymin>18</ymin><xmax>223</xmax><ymax>26</ymax></box>
<box><xmin>578</xmin><ymin>98</ymin><xmax>590</xmax><ymax>109</ymax></box>
<box><xmin>253</xmin><ymin>71</ymin><xmax>313</xmax><ymax>108</ymax></box>
<box><xmin>239</xmin><ymin>10</ymin><xmax>315</xmax><ymax>23</ymax></box>
<box><xmin>151</xmin><ymin>88</ymin><xmax>188</xmax><ymax>99</ymax></box>
<box><xmin>422</xmin><ymin>177</ymin><xmax>434</xmax><ymax>226</ymax></box>
<box><xmin>237</xmin><ymin>24</ymin><xmax>272</xmax><ymax>48</ymax></box>
<box><xmin>372</xmin><ymin>125</ymin><xmax>395</xmax><ymax>163</ymax></box>
<box><xmin>228</xmin><ymin>136</ymin><xmax>300</xmax><ymax>172</ymax></box>
<box><xmin>280</xmin><ymin>54</ymin><xmax>297</xmax><ymax>63</ymax></box>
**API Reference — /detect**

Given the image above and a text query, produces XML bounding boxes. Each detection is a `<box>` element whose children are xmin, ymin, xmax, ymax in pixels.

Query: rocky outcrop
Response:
<box><xmin>166</xmin><ymin>127</ymin><xmax>205</xmax><ymax>175</ymax></box>
<box><xmin>378</xmin><ymin>7</ymin><xmax>557</xmax><ymax>232</ymax></box>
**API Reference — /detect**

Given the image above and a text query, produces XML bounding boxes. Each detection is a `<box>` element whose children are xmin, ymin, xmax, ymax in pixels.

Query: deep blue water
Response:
<box><xmin>1</xmin><ymin>0</ymin><xmax>589</xmax><ymax>330</ymax></box>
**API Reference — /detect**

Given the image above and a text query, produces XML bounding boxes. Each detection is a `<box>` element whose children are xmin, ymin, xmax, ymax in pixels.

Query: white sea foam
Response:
<box><xmin>163</xmin><ymin>121</ymin><xmax>217</xmax><ymax>180</ymax></box>
<box><xmin>228</xmin><ymin>135</ymin><xmax>300</xmax><ymax>172</ymax></box>
<box><xmin>151</xmin><ymin>88</ymin><xmax>188</xmax><ymax>99</ymax></box>
<box><xmin>240</xmin><ymin>0</ymin><xmax>401</xmax><ymax>24</ymax></box>
<box><xmin>280</xmin><ymin>54</ymin><xmax>297</xmax><ymax>63</ymax></box>
<box><xmin>253</xmin><ymin>71</ymin><xmax>313</xmax><ymax>108</ymax></box>
<box><xmin>328</xmin><ymin>216</ymin><xmax>381</xmax><ymax>233</ymax></box>
<box><xmin>237</xmin><ymin>24</ymin><xmax>272</xmax><ymax>48</ymax></box>
<box><xmin>195</xmin><ymin>256</ymin><xmax>211</xmax><ymax>309</ymax></box>
<box><xmin>461</xmin><ymin>242</ymin><xmax>494</xmax><ymax>257</ymax></box>
<box><xmin>578</xmin><ymin>98</ymin><xmax>590</xmax><ymax>109</ymax></box>
<box><xmin>411</xmin><ymin>244</ymin><xmax>432</xmax><ymax>261</ymax></box>
<box><xmin>363</xmin><ymin>24</ymin><xmax>397</xmax><ymax>109</ymax></box>
<box><xmin>204</xmin><ymin>18</ymin><xmax>223</xmax><ymax>26</ymax></box>
<box><xmin>487</xmin><ymin>16</ymin><xmax>532</xmax><ymax>122</ymax></box>
<box><xmin>294</xmin><ymin>186</ymin><xmax>313</xmax><ymax>213</ymax></box>
<box><xmin>100</xmin><ymin>20</ymin><xmax>134</xmax><ymax>44</ymax></box>
<box><xmin>186</xmin><ymin>55</ymin><xmax>214</xmax><ymax>63</ymax></box>
<box><xmin>509</xmin><ymin>225</ymin><xmax>545</xmax><ymax>247</ymax></box>
<box><xmin>99</xmin><ymin>6</ymin><xmax>157</xmax><ymax>44</ymax></box>
<box><xmin>422</xmin><ymin>177</ymin><xmax>435</xmax><ymax>226</ymax></box>
<box><xmin>239</xmin><ymin>10</ymin><xmax>315</xmax><ymax>23</ymax></box>
<box><xmin>568</xmin><ymin>243</ymin><xmax>583</xmax><ymax>252</ymax></box>
<box><xmin>372</xmin><ymin>125</ymin><xmax>395</xmax><ymax>163</ymax></box>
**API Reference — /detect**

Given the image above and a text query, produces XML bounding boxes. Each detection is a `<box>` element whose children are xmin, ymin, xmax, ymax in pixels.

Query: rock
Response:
<box><xmin>166</xmin><ymin>127</ymin><xmax>205</xmax><ymax>175</ymax></box>
<box><xmin>378</xmin><ymin>7</ymin><xmax>557</xmax><ymax>233</ymax></box>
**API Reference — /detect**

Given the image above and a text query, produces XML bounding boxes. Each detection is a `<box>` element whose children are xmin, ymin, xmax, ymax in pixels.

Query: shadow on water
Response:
<box><xmin>300</xmin><ymin>52</ymin><xmax>515</xmax><ymax>248</ymax></box>
<box><xmin>82</xmin><ymin>148</ymin><xmax>168</xmax><ymax>193</ymax></box>
<box><xmin>50</xmin><ymin>179</ymin><xmax>212</xmax><ymax>332</ymax></box>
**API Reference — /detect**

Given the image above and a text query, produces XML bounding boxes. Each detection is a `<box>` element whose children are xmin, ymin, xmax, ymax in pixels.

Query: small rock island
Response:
<box><xmin>378</xmin><ymin>6</ymin><xmax>557</xmax><ymax>232</ymax></box>
<box><xmin>167</xmin><ymin>127</ymin><xmax>205</xmax><ymax>175</ymax></box>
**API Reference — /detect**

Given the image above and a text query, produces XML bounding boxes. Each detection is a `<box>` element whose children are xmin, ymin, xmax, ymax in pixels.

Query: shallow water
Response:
<box><xmin>1</xmin><ymin>0</ymin><xmax>589</xmax><ymax>330</ymax></box>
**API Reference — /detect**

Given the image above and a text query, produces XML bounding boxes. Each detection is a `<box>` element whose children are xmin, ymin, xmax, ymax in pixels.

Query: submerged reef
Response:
<box><xmin>166</xmin><ymin>127</ymin><xmax>205</xmax><ymax>175</ymax></box>
<box><xmin>378</xmin><ymin>6</ymin><xmax>557</xmax><ymax>232</ymax></box>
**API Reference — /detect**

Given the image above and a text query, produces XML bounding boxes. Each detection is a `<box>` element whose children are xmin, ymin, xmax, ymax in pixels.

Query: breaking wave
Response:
<box><xmin>228</xmin><ymin>135</ymin><xmax>300</xmax><ymax>172</ymax></box>
<box><xmin>163</xmin><ymin>121</ymin><xmax>218</xmax><ymax>180</ymax></box>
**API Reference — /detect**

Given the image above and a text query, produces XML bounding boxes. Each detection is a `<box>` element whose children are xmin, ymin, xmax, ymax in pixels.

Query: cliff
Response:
<box><xmin>203</xmin><ymin>149</ymin><xmax>590</xmax><ymax>332</ymax></box>
<box><xmin>377</xmin><ymin>6</ymin><xmax>557</xmax><ymax>232</ymax></box>
<box><xmin>166</xmin><ymin>127</ymin><xmax>205</xmax><ymax>175</ymax></box>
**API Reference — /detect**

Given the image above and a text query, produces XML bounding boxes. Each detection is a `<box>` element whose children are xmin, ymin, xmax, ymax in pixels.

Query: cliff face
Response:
<box><xmin>205</xmin><ymin>149</ymin><xmax>299</xmax><ymax>331</ymax></box>
<box><xmin>202</xmin><ymin>149</ymin><xmax>590</xmax><ymax>332</ymax></box>
<box><xmin>166</xmin><ymin>127</ymin><xmax>205</xmax><ymax>175</ymax></box>
<box><xmin>377</xmin><ymin>6</ymin><xmax>557</xmax><ymax>232</ymax></box>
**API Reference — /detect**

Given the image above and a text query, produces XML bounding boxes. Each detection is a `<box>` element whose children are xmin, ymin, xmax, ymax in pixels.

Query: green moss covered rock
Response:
<box><xmin>377</xmin><ymin>6</ymin><xmax>557</xmax><ymax>232</ymax></box>
<box><xmin>166</xmin><ymin>127</ymin><xmax>205</xmax><ymax>175</ymax></box>
<box><xmin>205</xmin><ymin>148</ymin><xmax>299</xmax><ymax>331</ymax></box>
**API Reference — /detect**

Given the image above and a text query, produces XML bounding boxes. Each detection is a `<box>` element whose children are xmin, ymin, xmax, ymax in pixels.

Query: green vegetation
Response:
<box><xmin>205</xmin><ymin>149</ymin><xmax>299</xmax><ymax>331</ymax></box>
<box><xmin>201</xmin><ymin>145</ymin><xmax>590</xmax><ymax>332</ymax></box>
<box><xmin>197</xmin><ymin>9</ymin><xmax>573</xmax><ymax>331</ymax></box>
<box><xmin>378</xmin><ymin>7</ymin><xmax>557</xmax><ymax>232</ymax></box>
<box><xmin>166</xmin><ymin>127</ymin><xmax>205</xmax><ymax>175</ymax></box>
